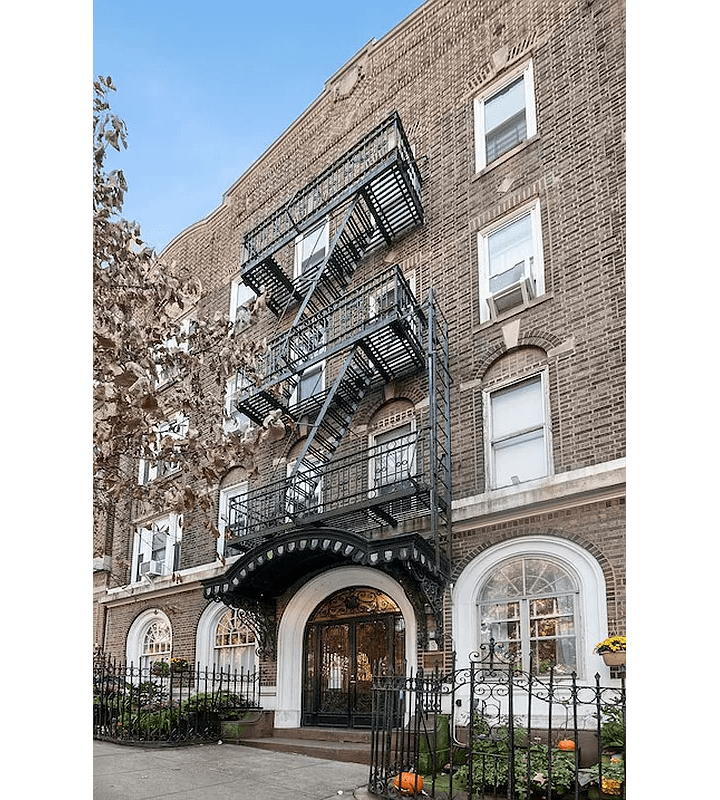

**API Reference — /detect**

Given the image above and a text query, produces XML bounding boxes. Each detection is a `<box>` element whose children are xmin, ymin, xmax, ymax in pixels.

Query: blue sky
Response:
<box><xmin>93</xmin><ymin>0</ymin><xmax>424</xmax><ymax>252</ymax></box>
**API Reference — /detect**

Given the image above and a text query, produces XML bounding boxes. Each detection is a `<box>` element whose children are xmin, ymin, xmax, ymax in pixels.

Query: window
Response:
<box><xmin>477</xmin><ymin>555</ymin><xmax>578</xmax><ymax>675</ymax></box>
<box><xmin>217</xmin><ymin>482</ymin><xmax>248</xmax><ymax>558</ymax></box>
<box><xmin>140</xmin><ymin>618</ymin><xmax>172</xmax><ymax>674</ymax></box>
<box><xmin>138</xmin><ymin>413</ymin><xmax>190</xmax><ymax>485</ymax></box>
<box><xmin>289</xmin><ymin>324</ymin><xmax>326</xmax><ymax>407</ymax></box>
<box><xmin>486</xmin><ymin>374</ymin><xmax>550</xmax><ymax>489</ymax></box>
<box><xmin>286</xmin><ymin>454</ymin><xmax>323</xmax><ymax>518</ymax></box>
<box><xmin>474</xmin><ymin>61</ymin><xmax>537</xmax><ymax>170</ymax></box>
<box><xmin>155</xmin><ymin>318</ymin><xmax>193</xmax><ymax>386</ymax></box>
<box><xmin>369</xmin><ymin>422</ymin><xmax>417</xmax><ymax>496</ymax></box>
<box><xmin>478</xmin><ymin>201</ymin><xmax>544</xmax><ymax>322</ymax></box>
<box><xmin>294</xmin><ymin>219</ymin><xmax>329</xmax><ymax>279</ymax></box>
<box><xmin>214</xmin><ymin>609</ymin><xmax>258</xmax><ymax>674</ymax></box>
<box><xmin>229</xmin><ymin>278</ymin><xmax>256</xmax><ymax>326</ymax></box>
<box><xmin>131</xmin><ymin>513</ymin><xmax>182</xmax><ymax>581</ymax></box>
<box><xmin>224</xmin><ymin>370</ymin><xmax>253</xmax><ymax>434</ymax></box>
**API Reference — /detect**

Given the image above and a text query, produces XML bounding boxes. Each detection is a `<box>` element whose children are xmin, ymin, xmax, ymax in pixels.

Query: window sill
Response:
<box><xmin>472</xmin><ymin>134</ymin><xmax>539</xmax><ymax>179</ymax></box>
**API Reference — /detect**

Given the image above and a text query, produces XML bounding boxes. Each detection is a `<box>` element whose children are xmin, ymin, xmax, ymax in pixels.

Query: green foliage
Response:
<box><xmin>182</xmin><ymin>690</ymin><xmax>249</xmax><ymax>720</ymax></box>
<box><xmin>454</xmin><ymin>715</ymin><xmax>576</xmax><ymax>799</ymax></box>
<box><xmin>598</xmin><ymin>705</ymin><xmax>625</xmax><ymax>750</ymax></box>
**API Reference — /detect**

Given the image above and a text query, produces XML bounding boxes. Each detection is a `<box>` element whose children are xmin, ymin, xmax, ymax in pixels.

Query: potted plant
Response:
<box><xmin>598</xmin><ymin>706</ymin><xmax>625</xmax><ymax>754</ymax></box>
<box><xmin>170</xmin><ymin>657</ymin><xmax>190</xmax><ymax>674</ymax></box>
<box><xmin>593</xmin><ymin>636</ymin><xmax>626</xmax><ymax>667</ymax></box>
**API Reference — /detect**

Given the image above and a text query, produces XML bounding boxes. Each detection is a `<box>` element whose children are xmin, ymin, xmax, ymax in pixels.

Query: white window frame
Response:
<box><xmin>155</xmin><ymin>317</ymin><xmax>193</xmax><ymax>386</ymax></box>
<box><xmin>289</xmin><ymin>324</ymin><xmax>326</xmax><ymax>407</ymax></box>
<box><xmin>229</xmin><ymin>278</ymin><xmax>256</xmax><ymax>325</ymax></box>
<box><xmin>223</xmin><ymin>370</ymin><xmax>254</xmax><ymax>435</ymax></box>
<box><xmin>196</xmin><ymin>603</ymin><xmax>260</xmax><ymax>675</ymax></box>
<box><xmin>126</xmin><ymin>609</ymin><xmax>173</xmax><ymax>674</ymax></box>
<box><xmin>286</xmin><ymin>455</ymin><xmax>323</xmax><ymax>518</ymax></box>
<box><xmin>137</xmin><ymin>412</ymin><xmax>190</xmax><ymax>485</ymax></box>
<box><xmin>368</xmin><ymin>420</ymin><xmax>418</xmax><ymax>498</ymax></box>
<box><xmin>452</xmin><ymin>537</ymin><xmax>611</xmax><ymax>685</ymax></box>
<box><xmin>217</xmin><ymin>481</ymin><xmax>248</xmax><ymax>559</ymax></box>
<box><xmin>474</xmin><ymin>60</ymin><xmax>537</xmax><ymax>171</ymax></box>
<box><xmin>484</xmin><ymin>370</ymin><xmax>552</xmax><ymax>490</ymax></box>
<box><xmin>294</xmin><ymin>219</ymin><xmax>329</xmax><ymax>279</ymax></box>
<box><xmin>131</xmin><ymin>513</ymin><xmax>183</xmax><ymax>582</ymax></box>
<box><xmin>477</xmin><ymin>200</ymin><xmax>545</xmax><ymax>323</ymax></box>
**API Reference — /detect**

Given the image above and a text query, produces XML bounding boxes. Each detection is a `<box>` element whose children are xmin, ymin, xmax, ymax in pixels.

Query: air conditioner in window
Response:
<box><xmin>487</xmin><ymin>275</ymin><xmax>536</xmax><ymax>319</ymax></box>
<box><xmin>140</xmin><ymin>560</ymin><xmax>165</xmax><ymax>577</ymax></box>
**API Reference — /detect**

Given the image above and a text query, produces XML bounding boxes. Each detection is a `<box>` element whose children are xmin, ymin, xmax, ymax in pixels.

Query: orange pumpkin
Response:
<box><xmin>394</xmin><ymin>772</ymin><xmax>425</xmax><ymax>795</ymax></box>
<box><xmin>558</xmin><ymin>739</ymin><xmax>576</xmax><ymax>751</ymax></box>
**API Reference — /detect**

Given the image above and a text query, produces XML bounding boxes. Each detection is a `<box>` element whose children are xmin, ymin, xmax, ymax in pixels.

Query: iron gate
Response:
<box><xmin>369</xmin><ymin>645</ymin><xmax>625</xmax><ymax>799</ymax></box>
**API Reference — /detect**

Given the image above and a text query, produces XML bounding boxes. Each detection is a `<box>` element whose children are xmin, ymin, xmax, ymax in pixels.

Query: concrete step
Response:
<box><xmin>234</xmin><ymin>727</ymin><xmax>373</xmax><ymax>765</ymax></box>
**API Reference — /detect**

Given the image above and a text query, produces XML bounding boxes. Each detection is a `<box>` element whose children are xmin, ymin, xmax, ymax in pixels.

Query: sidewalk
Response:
<box><xmin>94</xmin><ymin>739</ymin><xmax>375</xmax><ymax>800</ymax></box>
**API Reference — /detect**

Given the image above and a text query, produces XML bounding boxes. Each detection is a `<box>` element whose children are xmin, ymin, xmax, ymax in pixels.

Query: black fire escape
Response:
<box><xmin>203</xmin><ymin>113</ymin><xmax>451</xmax><ymax>648</ymax></box>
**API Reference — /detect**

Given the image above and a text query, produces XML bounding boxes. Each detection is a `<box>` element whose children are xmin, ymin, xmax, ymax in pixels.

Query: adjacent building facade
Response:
<box><xmin>93</xmin><ymin>0</ymin><xmax>626</xmax><ymax>732</ymax></box>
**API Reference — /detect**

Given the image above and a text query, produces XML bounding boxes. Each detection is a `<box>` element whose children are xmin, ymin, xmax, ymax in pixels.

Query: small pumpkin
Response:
<box><xmin>393</xmin><ymin>772</ymin><xmax>424</xmax><ymax>795</ymax></box>
<box><xmin>558</xmin><ymin>739</ymin><xmax>576</xmax><ymax>751</ymax></box>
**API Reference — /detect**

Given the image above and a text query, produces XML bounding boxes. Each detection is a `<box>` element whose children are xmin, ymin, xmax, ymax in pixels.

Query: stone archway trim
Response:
<box><xmin>274</xmin><ymin>566</ymin><xmax>418</xmax><ymax>728</ymax></box>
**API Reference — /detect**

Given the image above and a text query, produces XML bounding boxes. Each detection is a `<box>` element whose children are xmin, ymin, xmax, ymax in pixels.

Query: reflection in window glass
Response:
<box><xmin>478</xmin><ymin>556</ymin><xmax>578</xmax><ymax>674</ymax></box>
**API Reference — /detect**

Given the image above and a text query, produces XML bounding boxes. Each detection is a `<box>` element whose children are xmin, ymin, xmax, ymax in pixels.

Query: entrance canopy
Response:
<box><xmin>202</xmin><ymin>528</ymin><xmax>447</xmax><ymax>604</ymax></box>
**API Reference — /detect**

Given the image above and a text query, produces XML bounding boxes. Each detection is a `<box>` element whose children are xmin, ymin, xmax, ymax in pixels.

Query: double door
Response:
<box><xmin>303</xmin><ymin>612</ymin><xmax>404</xmax><ymax>728</ymax></box>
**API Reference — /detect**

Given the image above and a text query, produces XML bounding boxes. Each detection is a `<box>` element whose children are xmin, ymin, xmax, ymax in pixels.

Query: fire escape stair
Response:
<box><xmin>285</xmin><ymin>346</ymin><xmax>374</xmax><ymax>519</ymax></box>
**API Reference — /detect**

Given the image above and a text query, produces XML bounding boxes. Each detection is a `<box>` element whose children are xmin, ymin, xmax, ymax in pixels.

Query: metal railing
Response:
<box><xmin>93</xmin><ymin>652</ymin><xmax>261</xmax><ymax>745</ymax></box>
<box><xmin>369</xmin><ymin>646</ymin><xmax>626</xmax><ymax>799</ymax></box>
<box><xmin>241</xmin><ymin>112</ymin><xmax>421</xmax><ymax>271</ymax></box>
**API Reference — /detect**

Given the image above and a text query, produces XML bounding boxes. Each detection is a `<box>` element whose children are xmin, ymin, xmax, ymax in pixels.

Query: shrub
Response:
<box><xmin>455</xmin><ymin>715</ymin><xmax>576</xmax><ymax>799</ymax></box>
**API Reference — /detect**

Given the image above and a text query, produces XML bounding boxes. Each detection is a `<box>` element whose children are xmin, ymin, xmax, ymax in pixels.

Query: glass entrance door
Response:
<box><xmin>302</xmin><ymin>587</ymin><xmax>405</xmax><ymax>728</ymax></box>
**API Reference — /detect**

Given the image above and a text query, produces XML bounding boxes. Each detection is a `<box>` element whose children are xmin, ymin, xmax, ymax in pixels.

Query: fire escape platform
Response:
<box><xmin>239</xmin><ymin>112</ymin><xmax>423</xmax><ymax>318</ymax></box>
<box><xmin>234</xmin><ymin>265</ymin><xmax>426</xmax><ymax>426</ymax></box>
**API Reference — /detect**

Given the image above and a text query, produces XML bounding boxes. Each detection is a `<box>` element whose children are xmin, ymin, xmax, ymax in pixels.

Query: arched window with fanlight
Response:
<box><xmin>478</xmin><ymin>555</ymin><xmax>578</xmax><ymax>676</ymax></box>
<box><xmin>140</xmin><ymin>618</ymin><xmax>172</xmax><ymax>673</ymax></box>
<box><xmin>213</xmin><ymin>608</ymin><xmax>258</xmax><ymax>675</ymax></box>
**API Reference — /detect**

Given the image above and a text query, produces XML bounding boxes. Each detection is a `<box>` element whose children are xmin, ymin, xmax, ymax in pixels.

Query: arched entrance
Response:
<box><xmin>302</xmin><ymin>587</ymin><xmax>405</xmax><ymax>728</ymax></box>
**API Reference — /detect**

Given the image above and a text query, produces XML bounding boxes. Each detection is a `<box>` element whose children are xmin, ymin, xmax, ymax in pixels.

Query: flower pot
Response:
<box><xmin>601</xmin><ymin>651</ymin><xmax>626</xmax><ymax>667</ymax></box>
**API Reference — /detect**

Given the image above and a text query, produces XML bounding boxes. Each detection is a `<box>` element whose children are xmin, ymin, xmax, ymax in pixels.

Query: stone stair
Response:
<box><xmin>234</xmin><ymin>726</ymin><xmax>373</xmax><ymax>765</ymax></box>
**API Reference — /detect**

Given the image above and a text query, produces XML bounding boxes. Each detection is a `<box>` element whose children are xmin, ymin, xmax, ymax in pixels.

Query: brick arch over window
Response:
<box><xmin>367</xmin><ymin>398</ymin><xmax>415</xmax><ymax>431</ymax></box>
<box><xmin>475</xmin><ymin>331</ymin><xmax>561</xmax><ymax>382</ymax></box>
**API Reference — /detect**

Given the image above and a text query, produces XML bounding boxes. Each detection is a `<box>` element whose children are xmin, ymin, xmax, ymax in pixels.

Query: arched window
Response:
<box><xmin>126</xmin><ymin>609</ymin><xmax>173</xmax><ymax>675</ymax></box>
<box><xmin>141</xmin><ymin>619</ymin><xmax>172</xmax><ymax>673</ymax></box>
<box><xmin>452</xmin><ymin>537</ymin><xmax>609</xmax><ymax>681</ymax></box>
<box><xmin>214</xmin><ymin>608</ymin><xmax>258</xmax><ymax>674</ymax></box>
<box><xmin>478</xmin><ymin>555</ymin><xmax>578</xmax><ymax>675</ymax></box>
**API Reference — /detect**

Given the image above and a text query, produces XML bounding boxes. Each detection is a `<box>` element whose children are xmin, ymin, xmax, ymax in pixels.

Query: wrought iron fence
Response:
<box><xmin>369</xmin><ymin>645</ymin><xmax>625</xmax><ymax>799</ymax></box>
<box><xmin>93</xmin><ymin>652</ymin><xmax>262</xmax><ymax>745</ymax></box>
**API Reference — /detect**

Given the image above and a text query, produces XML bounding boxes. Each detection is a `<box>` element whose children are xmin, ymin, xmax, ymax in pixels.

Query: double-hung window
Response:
<box><xmin>155</xmin><ymin>318</ymin><xmax>193</xmax><ymax>386</ymax></box>
<box><xmin>218</xmin><ymin>482</ymin><xmax>249</xmax><ymax>557</ymax></box>
<box><xmin>474</xmin><ymin>61</ymin><xmax>537</xmax><ymax>171</ymax></box>
<box><xmin>486</xmin><ymin>374</ymin><xmax>550</xmax><ymax>489</ymax></box>
<box><xmin>138</xmin><ymin>413</ymin><xmax>190</xmax><ymax>484</ymax></box>
<box><xmin>369</xmin><ymin>423</ymin><xmax>417</xmax><ymax>496</ymax></box>
<box><xmin>478</xmin><ymin>201</ymin><xmax>544</xmax><ymax>321</ymax></box>
<box><xmin>286</xmin><ymin>455</ymin><xmax>323</xmax><ymax>518</ymax></box>
<box><xmin>290</xmin><ymin>324</ymin><xmax>326</xmax><ymax>408</ymax></box>
<box><xmin>229</xmin><ymin>278</ymin><xmax>256</xmax><ymax>327</ymax></box>
<box><xmin>132</xmin><ymin>513</ymin><xmax>182</xmax><ymax>581</ymax></box>
<box><xmin>294</xmin><ymin>219</ymin><xmax>329</xmax><ymax>280</ymax></box>
<box><xmin>224</xmin><ymin>369</ymin><xmax>253</xmax><ymax>435</ymax></box>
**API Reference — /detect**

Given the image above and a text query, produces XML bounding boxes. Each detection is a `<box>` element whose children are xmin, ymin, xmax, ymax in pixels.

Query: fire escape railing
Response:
<box><xmin>240</xmin><ymin>111</ymin><xmax>422</xmax><ymax>274</ymax></box>
<box><xmin>227</xmin><ymin>423</ymin><xmax>449</xmax><ymax>547</ymax></box>
<box><xmin>232</xmin><ymin>265</ymin><xmax>426</xmax><ymax>425</ymax></box>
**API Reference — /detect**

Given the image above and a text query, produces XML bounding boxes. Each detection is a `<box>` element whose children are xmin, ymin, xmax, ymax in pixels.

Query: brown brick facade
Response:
<box><xmin>94</xmin><ymin>0</ymin><xmax>625</xmax><ymax>703</ymax></box>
